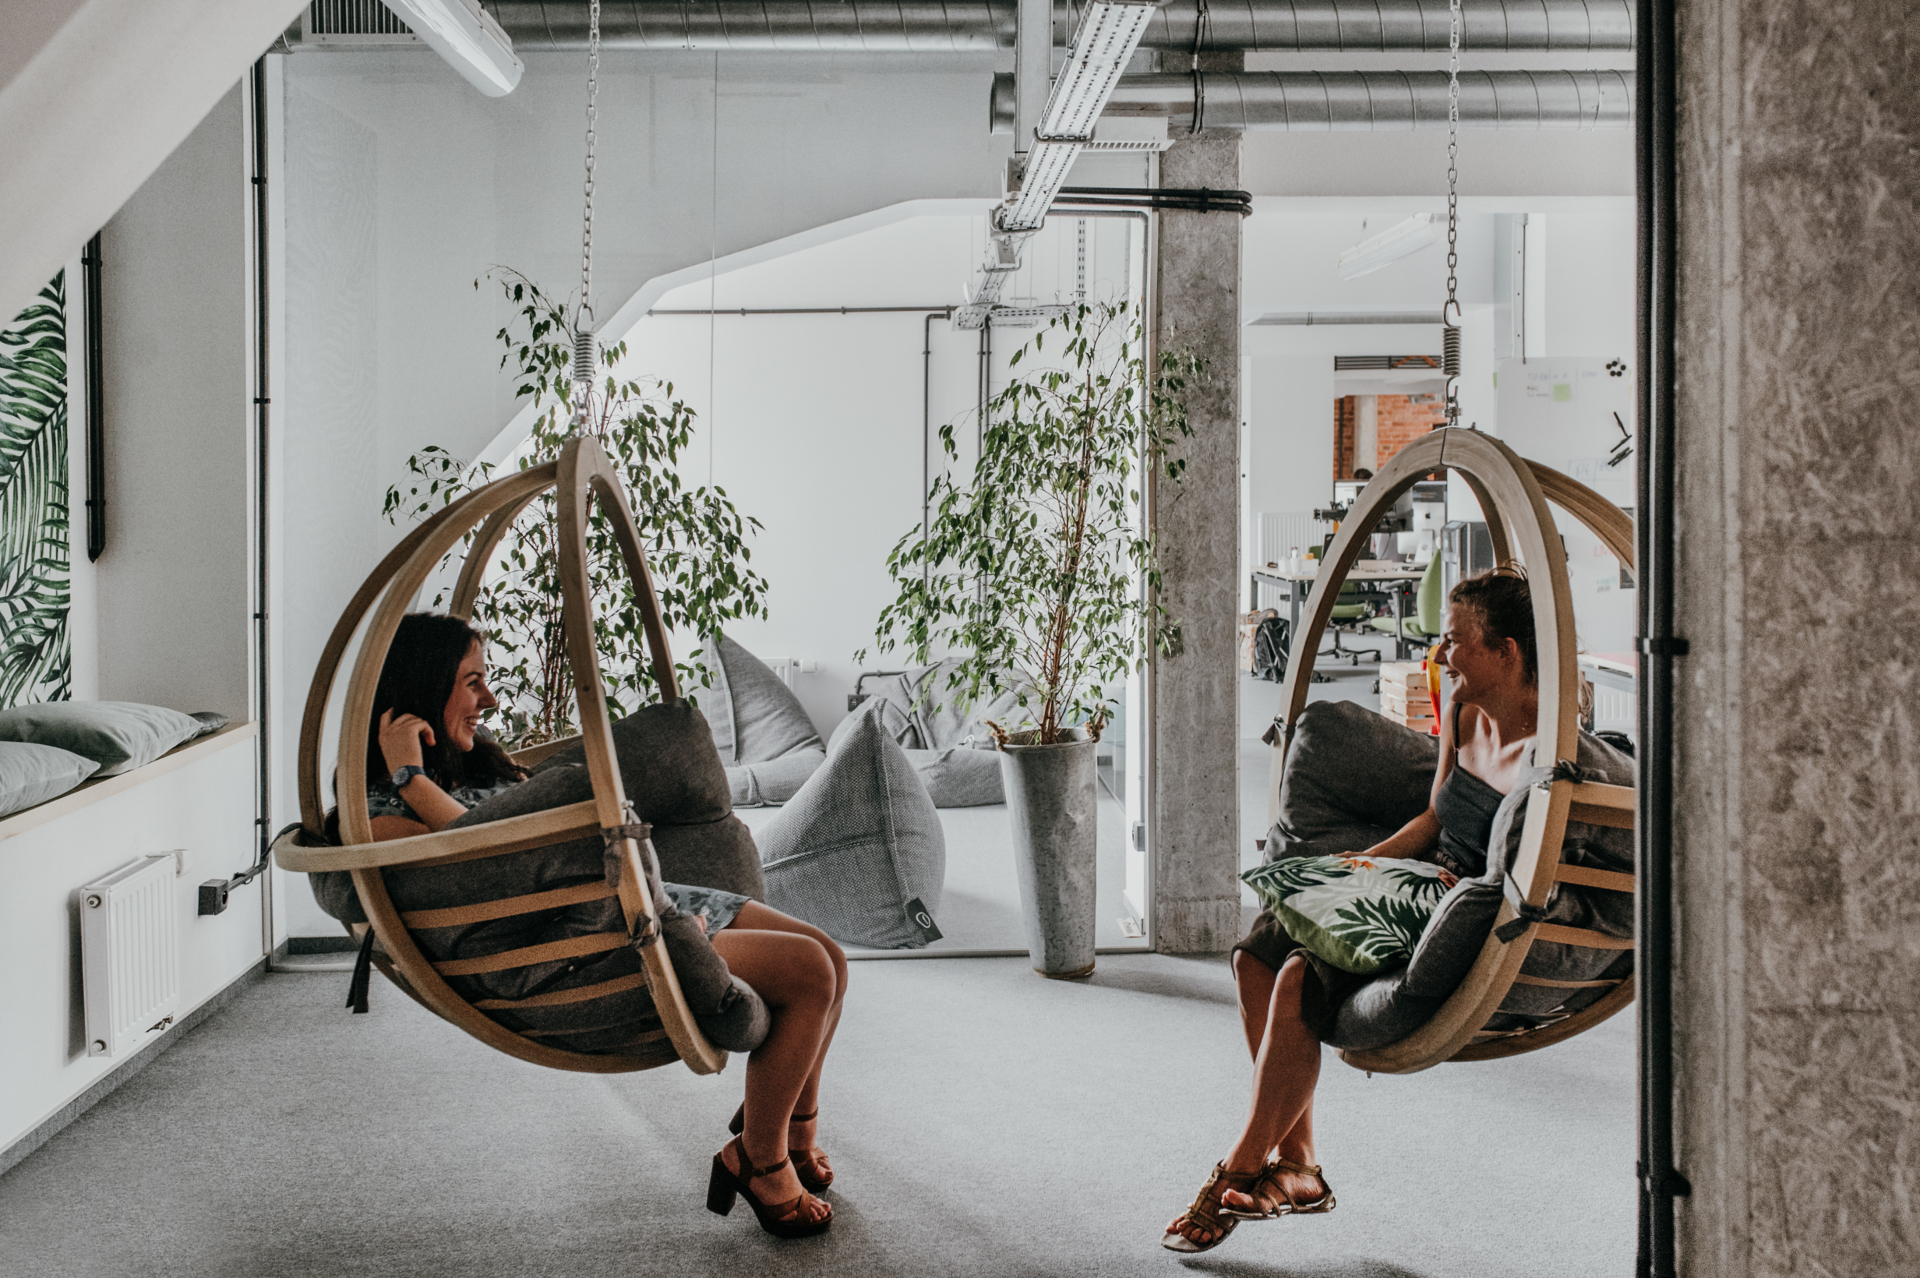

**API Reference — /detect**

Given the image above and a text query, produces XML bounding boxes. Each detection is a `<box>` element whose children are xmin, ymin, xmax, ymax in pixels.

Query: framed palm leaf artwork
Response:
<box><xmin>0</xmin><ymin>274</ymin><xmax>71</xmax><ymax>707</ymax></box>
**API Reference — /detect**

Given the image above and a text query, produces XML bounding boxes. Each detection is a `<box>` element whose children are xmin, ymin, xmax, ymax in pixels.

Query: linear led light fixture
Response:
<box><xmin>998</xmin><ymin>0</ymin><xmax>1159</xmax><ymax>233</ymax></box>
<box><xmin>384</xmin><ymin>0</ymin><xmax>524</xmax><ymax>96</ymax></box>
<box><xmin>1336</xmin><ymin>213</ymin><xmax>1442</xmax><ymax>280</ymax></box>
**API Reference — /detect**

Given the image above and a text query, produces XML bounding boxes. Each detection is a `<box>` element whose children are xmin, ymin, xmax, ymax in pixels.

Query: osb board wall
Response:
<box><xmin>1672</xmin><ymin>0</ymin><xmax>1919</xmax><ymax>1273</ymax></box>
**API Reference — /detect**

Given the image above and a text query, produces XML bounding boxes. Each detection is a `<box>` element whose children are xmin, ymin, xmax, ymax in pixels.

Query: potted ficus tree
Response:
<box><xmin>864</xmin><ymin>300</ymin><xmax>1201</xmax><ymax>977</ymax></box>
<box><xmin>386</xmin><ymin>271</ymin><xmax>769</xmax><ymax>743</ymax></box>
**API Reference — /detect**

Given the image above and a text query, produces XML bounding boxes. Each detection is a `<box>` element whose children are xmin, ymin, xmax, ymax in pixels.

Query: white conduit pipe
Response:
<box><xmin>480</xmin><ymin>0</ymin><xmax>1634</xmax><ymax>52</ymax></box>
<box><xmin>990</xmin><ymin>69</ymin><xmax>1634</xmax><ymax>130</ymax></box>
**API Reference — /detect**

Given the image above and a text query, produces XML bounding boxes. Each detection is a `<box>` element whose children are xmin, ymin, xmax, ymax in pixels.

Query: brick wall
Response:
<box><xmin>1374</xmin><ymin>393</ymin><xmax>1446</xmax><ymax>468</ymax></box>
<box><xmin>1333</xmin><ymin>396</ymin><xmax>1357</xmax><ymax>479</ymax></box>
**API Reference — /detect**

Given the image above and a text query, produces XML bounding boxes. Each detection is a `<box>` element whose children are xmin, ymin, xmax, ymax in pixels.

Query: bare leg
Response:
<box><xmin>1221</xmin><ymin>955</ymin><xmax>1324</xmax><ymax>1212</ymax></box>
<box><xmin>722</xmin><ymin>902</ymin><xmax>848</xmax><ymax>1177</ymax></box>
<box><xmin>1168</xmin><ymin>954</ymin><xmax>1324</xmax><ymax>1245</ymax></box>
<box><xmin>708</xmin><ymin>927</ymin><xmax>835</xmax><ymax>1222</ymax></box>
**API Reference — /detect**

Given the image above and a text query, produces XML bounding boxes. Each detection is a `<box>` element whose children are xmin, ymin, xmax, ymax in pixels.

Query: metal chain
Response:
<box><xmin>1443</xmin><ymin>0</ymin><xmax>1462</xmax><ymax>425</ymax></box>
<box><xmin>579</xmin><ymin>0</ymin><xmax>600</xmax><ymax>328</ymax></box>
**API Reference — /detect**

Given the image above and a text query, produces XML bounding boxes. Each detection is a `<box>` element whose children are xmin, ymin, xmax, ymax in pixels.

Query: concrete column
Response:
<box><xmin>1150</xmin><ymin>124</ymin><xmax>1243</xmax><ymax>953</ymax></box>
<box><xmin>1672</xmin><ymin>0</ymin><xmax>1919</xmax><ymax>1273</ymax></box>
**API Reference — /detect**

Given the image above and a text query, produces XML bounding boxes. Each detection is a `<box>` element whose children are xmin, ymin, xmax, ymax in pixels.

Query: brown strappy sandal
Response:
<box><xmin>728</xmin><ymin>1104</ymin><xmax>832</xmax><ymax>1193</ymax></box>
<box><xmin>1221</xmin><ymin>1157</ymin><xmax>1337</xmax><ymax>1220</ymax></box>
<box><xmin>1160</xmin><ymin>1162</ymin><xmax>1262</xmax><ymax>1253</ymax></box>
<box><xmin>706</xmin><ymin>1136</ymin><xmax>833</xmax><ymax>1239</ymax></box>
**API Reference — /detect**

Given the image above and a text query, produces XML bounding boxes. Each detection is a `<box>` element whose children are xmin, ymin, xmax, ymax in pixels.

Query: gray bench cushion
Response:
<box><xmin>1264</xmin><ymin>700</ymin><xmax>1636</xmax><ymax>1052</ymax></box>
<box><xmin>706</xmin><ymin>633</ymin><xmax>825</xmax><ymax>806</ymax></box>
<box><xmin>758</xmin><ymin>699</ymin><xmax>946</xmax><ymax>949</ymax></box>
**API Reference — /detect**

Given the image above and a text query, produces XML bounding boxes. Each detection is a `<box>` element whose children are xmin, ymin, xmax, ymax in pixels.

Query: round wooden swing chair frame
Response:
<box><xmin>1269</xmin><ymin>427</ymin><xmax>1638</xmax><ymax>1074</ymax></box>
<box><xmin>273</xmin><ymin>436</ymin><xmax>727</xmax><ymax>1077</ymax></box>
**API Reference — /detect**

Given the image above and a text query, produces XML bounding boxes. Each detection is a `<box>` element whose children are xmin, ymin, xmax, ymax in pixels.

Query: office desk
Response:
<box><xmin>1251</xmin><ymin>561</ymin><xmax>1427</xmax><ymax>665</ymax></box>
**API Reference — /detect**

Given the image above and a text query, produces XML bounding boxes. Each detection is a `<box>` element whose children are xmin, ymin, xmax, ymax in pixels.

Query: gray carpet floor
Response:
<box><xmin>0</xmin><ymin>956</ymin><xmax>1634</xmax><ymax>1278</ymax></box>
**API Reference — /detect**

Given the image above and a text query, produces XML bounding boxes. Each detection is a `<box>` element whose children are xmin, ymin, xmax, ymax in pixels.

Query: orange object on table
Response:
<box><xmin>1426</xmin><ymin>643</ymin><xmax>1443</xmax><ymax>734</ymax></box>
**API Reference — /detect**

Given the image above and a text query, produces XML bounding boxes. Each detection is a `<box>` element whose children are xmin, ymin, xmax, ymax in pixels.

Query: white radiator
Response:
<box><xmin>1256</xmin><ymin>511</ymin><xmax>1329</xmax><ymax>569</ymax></box>
<box><xmin>80</xmin><ymin>856</ymin><xmax>181</xmax><ymax>1058</ymax></box>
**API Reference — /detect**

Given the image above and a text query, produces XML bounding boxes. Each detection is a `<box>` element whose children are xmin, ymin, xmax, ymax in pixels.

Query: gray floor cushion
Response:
<box><xmin>847</xmin><ymin>658</ymin><xmax>1024</xmax><ymax>806</ymax></box>
<box><xmin>757</xmin><ymin>699</ymin><xmax>945</xmax><ymax>949</ymax></box>
<box><xmin>705</xmin><ymin>633</ymin><xmax>826</xmax><ymax>806</ymax></box>
<box><xmin>1261</xmin><ymin>699</ymin><xmax>1637</xmax><ymax>1052</ymax></box>
<box><xmin>833</xmin><ymin>701</ymin><xmax>1005</xmax><ymax>808</ymax></box>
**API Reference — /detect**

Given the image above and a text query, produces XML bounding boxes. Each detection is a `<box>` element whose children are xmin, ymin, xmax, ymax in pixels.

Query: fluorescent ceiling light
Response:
<box><xmin>1248</xmin><ymin>310</ymin><xmax>1445</xmax><ymax>326</ymax></box>
<box><xmin>384</xmin><ymin>0</ymin><xmax>524</xmax><ymax>97</ymax></box>
<box><xmin>998</xmin><ymin>0</ymin><xmax>1158</xmax><ymax>232</ymax></box>
<box><xmin>1336</xmin><ymin>214</ymin><xmax>1440</xmax><ymax>280</ymax></box>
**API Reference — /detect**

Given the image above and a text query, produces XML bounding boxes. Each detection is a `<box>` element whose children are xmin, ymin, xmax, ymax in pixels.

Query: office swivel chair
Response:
<box><xmin>1368</xmin><ymin>554</ymin><xmax>1445</xmax><ymax>659</ymax></box>
<box><xmin>1318</xmin><ymin>580</ymin><xmax>1380</xmax><ymax>665</ymax></box>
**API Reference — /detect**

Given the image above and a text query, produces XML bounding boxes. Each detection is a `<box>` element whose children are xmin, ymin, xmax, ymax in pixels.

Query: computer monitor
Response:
<box><xmin>1332</xmin><ymin>481</ymin><xmax>1365</xmax><ymax>506</ymax></box>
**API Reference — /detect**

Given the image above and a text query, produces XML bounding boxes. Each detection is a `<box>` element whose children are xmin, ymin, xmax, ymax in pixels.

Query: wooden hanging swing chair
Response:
<box><xmin>1269</xmin><ymin>427</ymin><xmax>1638</xmax><ymax>1074</ymax></box>
<box><xmin>272</xmin><ymin>436</ymin><xmax>727</xmax><ymax>1077</ymax></box>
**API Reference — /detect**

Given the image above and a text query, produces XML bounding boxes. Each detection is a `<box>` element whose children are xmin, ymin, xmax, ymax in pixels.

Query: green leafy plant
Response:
<box><xmin>861</xmin><ymin>300</ymin><xmax>1201</xmax><ymax>746</ymax></box>
<box><xmin>0</xmin><ymin>274</ymin><xmax>70</xmax><ymax>708</ymax></box>
<box><xmin>385</xmin><ymin>270</ymin><xmax>767</xmax><ymax>744</ymax></box>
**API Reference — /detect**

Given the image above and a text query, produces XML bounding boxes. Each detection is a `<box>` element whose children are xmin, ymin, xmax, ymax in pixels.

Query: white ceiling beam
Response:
<box><xmin>0</xmin><ymin>0</ymin><xmax>311</xmax><ymax>320</ymax></box>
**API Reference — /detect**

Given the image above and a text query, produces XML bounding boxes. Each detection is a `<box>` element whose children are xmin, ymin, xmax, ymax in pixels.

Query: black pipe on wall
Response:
<box><xmin>249</xmin><ymin>56</ymin><xmax>273</xmax><ymax>874</ymax></box>
<box><xmin>1634</xmin><ymin>0</ymin><xmax>1687</xmax><ymax>1270</ymax></box>
<box><xmin>80</xmin><ymin>234</ymin><xmax>105</xmax><ymax>563</ymax></box>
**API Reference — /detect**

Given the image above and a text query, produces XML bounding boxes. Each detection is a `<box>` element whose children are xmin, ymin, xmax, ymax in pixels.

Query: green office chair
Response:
<box><xmin>1368</xmin><ymin>553</ymin><xmax>1445</xmax><ymax>658</ymax></box>
<box><xmin>1318</xmin><ymin>580</ymin><xmax>1380</xmax><ymax>665</ymax></box>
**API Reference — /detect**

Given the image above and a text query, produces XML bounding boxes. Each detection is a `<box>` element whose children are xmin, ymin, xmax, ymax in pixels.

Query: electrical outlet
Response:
<box><xmin>198</xmin><ymin>880</ymin><xmax>231</xmax><ymax>915</ymax></box>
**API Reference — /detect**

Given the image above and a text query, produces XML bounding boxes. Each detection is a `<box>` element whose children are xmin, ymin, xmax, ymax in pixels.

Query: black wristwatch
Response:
<box><xmin>391</xmin><ymin>765</ymin><xmax>427</xmax><ymax>791</ymax></box>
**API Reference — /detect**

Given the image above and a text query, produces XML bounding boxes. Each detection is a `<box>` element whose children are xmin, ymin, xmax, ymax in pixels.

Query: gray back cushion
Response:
<box><xmin>757</xmin><ymin>699</ymin><xmax>946</xmax><ymax>949</ymax></box>
<box><xmin>1266</xmin><ymin>699</ymin><xmax>1437</xmax><ymax>859</ymax></box>
<box><xmin>0</xmin><ymin>701</ymin><xmax>206</xmax><ymax>777</ymax></box>
<box><xmin>706</xmin><ymin>633</ymin><xmax>825</xmax><ymax>805</ymax></box>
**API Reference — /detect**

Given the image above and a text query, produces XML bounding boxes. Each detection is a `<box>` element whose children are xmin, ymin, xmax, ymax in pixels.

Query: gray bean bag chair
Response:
<box><xmin>758</xmin><ymin>698</ymin><xmax>946</xmax><ymax>949</ymax></box>
<box><xmin>1264</xmin><ymin>699</ymin><xmax>1635</xmax><ymax>1051</ymax></box>
<box><xmin>846</xmin><ymin>659</ymin><xmax>1024</xmax><ymax>807</ymax></box>
<box><xmin>705</xmin><ymin>633</ymin><xmax>826</xmax><ymax>807</ymax></box>
<box><xmin>308</xmin><ymin>701</ymin><xmax>768</xmax><ymax>1055</ymax></box>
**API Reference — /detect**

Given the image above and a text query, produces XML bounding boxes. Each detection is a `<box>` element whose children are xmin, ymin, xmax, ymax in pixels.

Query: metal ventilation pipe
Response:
<box><xmin>480</xmin><ymin>0</ymin><xmax>1633</xmax><ymax>52</ymax></box>
<box><xmin>990</xmin><ymin>69</ymin><xmax>1633</xmax><ymax>131</ymax></box>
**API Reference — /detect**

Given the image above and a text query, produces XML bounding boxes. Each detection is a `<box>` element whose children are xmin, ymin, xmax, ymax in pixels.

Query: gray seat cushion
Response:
<box><xmin>309</xmin><ymin>701</ymin><xmax>768</xmax><ymax>1053</ymax></box>
<box><xmin>706</xmin><ymin>633</ymin><xmax>825</xmax><ymax>806</ymax></box>
<box><xmin>757</xmin><ymin>699</ymin><xmax>946</xmax><ymax>949</ymax></box>
<box><xmin>1262</xmin><ymin>699</ymin><xmax>1636</xmax><ymax>1052</ymax></box>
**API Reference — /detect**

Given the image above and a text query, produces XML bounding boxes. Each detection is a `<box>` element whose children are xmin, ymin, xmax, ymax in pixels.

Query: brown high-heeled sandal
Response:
<box><xmin>728</xmin><ymin>1104</ymin><xmax>833</xmax><ymax>1193</ymax></box>
<box><xmin>1160</xmin><ymin>1162</ymin><xmax>1263</xmax><ymax>1253</ymax></box>
<box><xmin>1220</xmin><ymin>1157</ymin><xmax>1337</xmax><ymax>1220</ymax></box>
<box><xmin>706</xmin><ymin>1136</ymin><xmax>832</xmax><ymax>1239</ymax></box>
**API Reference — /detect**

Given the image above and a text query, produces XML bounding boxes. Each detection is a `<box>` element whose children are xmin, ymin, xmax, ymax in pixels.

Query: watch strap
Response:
<box><xmin>391</xmin><ymin>764</ymin><xmax>427</xmax><ymax>790</ymax></box>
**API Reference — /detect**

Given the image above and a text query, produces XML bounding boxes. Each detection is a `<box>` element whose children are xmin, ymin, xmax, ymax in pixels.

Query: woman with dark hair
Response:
<box><xmin>1164</xmin><ymin>568</ymin><xmax>1540</xmax><ymax>1253</ymax></box>
<box><xmin>363</xmin><ymin>613</ymin><xmax>846</xmax><ymax>1240</ymax></box>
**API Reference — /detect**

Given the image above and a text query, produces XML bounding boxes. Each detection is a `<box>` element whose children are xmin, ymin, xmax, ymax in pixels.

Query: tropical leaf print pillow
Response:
<box><xmin>1241</xmin><ymin>855</ymin><xmax>1458</xmax><ymax>975</ymax></box>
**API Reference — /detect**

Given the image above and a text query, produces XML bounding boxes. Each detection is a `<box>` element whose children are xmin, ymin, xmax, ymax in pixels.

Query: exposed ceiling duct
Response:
<box><xmin>474</xmin><ymin>0</ymin><xmax>1633</xmax><ymax>52</ymax></box>
<box><xmin>991</xmin><ymin>68</ymin><xmax>1634</xmax><ymax>130</ymax></box>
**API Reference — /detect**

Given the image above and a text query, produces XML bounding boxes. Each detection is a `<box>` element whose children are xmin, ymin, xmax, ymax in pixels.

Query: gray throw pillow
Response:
<box><xmin>757</xmin><ymin>699</ymin><xmax>946</xmax><ymax>949</ymax></box>
<box><xmin>0</xmin><ymin>742</ymin><xmax>99</xmax><ymax>816</ymax></box>
<box><xmin>0</xmin><ymin>701</ymin><xmax>205</xmax><ymax>777</ymax></box>
<box><xmin>705</xmin><ymin>633</ymin><xmax>825</xmax><ymax>806</ymax></box>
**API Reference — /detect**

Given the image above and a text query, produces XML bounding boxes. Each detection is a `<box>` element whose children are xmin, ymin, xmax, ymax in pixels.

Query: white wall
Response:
<box><xmin>95</xmin><ymin>84</ymin><xmax>254</xmax><ymax>723</ymax></box>
<box><xmin>629</xmin><ymin>212</ymin><xmax>1144</xmax><ymax>735</ymax></box>
<box><xmin>1245</xmin><ymin>354</ymin><xmax>1336</xmax><ymax>570</ymax></box>
<box><xmin>0</xmin><ymin>734</ymin><xmax>261</xmax><ymax>1157</ymax></box>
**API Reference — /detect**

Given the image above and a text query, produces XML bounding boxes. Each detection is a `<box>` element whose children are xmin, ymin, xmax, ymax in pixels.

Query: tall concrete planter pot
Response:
<box><xmin>999</xmin><ymin>727</ymin><xmax>1098</xmax><ymax>979</ymax></box>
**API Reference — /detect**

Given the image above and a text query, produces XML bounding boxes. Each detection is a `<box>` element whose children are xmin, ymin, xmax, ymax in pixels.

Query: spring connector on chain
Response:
<box><xmin>1442</xmin><ymin>323</ymin><xmax>1462</xmax><ymax>426</ymax></box>
<box><xmin>570</xmin><ymin>328</ymin><xmax>597</xmax><ymax>429</ymax></box>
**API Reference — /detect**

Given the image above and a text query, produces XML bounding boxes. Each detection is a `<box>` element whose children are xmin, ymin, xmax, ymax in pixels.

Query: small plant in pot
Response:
<box><xmin>863</xmin><ymin>300</ymin><xmax>1200</xmax><ymax>977</ymax></box>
